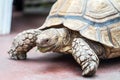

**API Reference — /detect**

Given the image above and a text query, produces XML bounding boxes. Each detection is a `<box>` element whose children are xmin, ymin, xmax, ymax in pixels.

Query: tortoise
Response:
<box><xmin>8</xmin><ymin>0</ymin><xmax>120</xmax><ymax>76</ymax></box>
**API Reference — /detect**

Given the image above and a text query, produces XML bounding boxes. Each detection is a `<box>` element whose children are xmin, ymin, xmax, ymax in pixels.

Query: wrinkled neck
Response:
<box><xmin>57</xmin><ymin>28</ymin><xmax>70</xmax><ymax>45</ymax></box>
<box><xmin>52</xmin><ymin>28</ymin><xmax>71</xmax><ymax>51</ymax></box>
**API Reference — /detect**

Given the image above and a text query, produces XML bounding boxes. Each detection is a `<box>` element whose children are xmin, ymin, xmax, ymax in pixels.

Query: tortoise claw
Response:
<box><xmin>8</xmin><ymin>50</ymin><xmax>27</xmax><ymax>60</ymax></box>
<box><xmin>82</xmin><ymin>61</ymin><xmax>97</xmax><ymax>76</ymax></box>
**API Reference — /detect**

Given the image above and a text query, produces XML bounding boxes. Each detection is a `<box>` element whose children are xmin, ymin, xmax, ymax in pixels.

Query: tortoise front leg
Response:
<box><xmin>72</xmin><ymin>38</ymin><xmax>99</xmax><ymax>76</ymax></box>
<box><xmin>8</xmin><ymin>29</ymin><xmax>41</xmax><ymax>60</ymax></box>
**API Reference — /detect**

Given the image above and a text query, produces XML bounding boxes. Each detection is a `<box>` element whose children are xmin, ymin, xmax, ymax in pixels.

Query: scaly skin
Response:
<box><xmin>72</xmin><ymin>38</ymin><xmax>99</xmax><ymax>76</ymax></box>
<box><xmin>8</xmin><ymin>29</ymin><xmax>41</xmax><ymax>60</ymax></box>
<box><xmin>8</xmin><ymin>27</ymin><xmax>118</xmax><ymax>77</ymax></box>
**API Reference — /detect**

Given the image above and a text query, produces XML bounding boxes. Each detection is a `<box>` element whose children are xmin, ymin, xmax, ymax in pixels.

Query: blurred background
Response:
<box><xmin>11</xmin><ymin>0</ymin><xmax>56</xmax><ymax>34</ymax></box>
<box><xmin>0</xmin><ymin>0</ymin><xmax>56</xmax><ymax>35</ymax></box>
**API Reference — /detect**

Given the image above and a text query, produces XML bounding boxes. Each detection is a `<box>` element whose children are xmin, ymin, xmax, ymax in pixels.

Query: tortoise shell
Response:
<box><xmin>40</xmin><ymin>0</ymin><xmax>120</xmax><ymax>48</ymax></box>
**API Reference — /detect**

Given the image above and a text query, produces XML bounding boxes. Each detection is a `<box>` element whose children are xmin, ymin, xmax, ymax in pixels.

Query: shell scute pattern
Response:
<box><xmin>40</xmin><ymin>0</ymin><xmax>120</xmax><ymax>48</ymax></box>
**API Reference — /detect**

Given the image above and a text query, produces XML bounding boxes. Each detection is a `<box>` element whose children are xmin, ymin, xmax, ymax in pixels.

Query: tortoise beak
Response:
<box><xmin>36</xmin><ymin>38</ymin><xmax>50</xmax><ymax>47</ymax></box>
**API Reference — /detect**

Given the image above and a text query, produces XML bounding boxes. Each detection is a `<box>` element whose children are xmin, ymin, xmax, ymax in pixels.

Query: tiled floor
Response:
<box><xmin>0</xmin><ymin>12</ymin><xmax>120</xmax><ymax>80</ymax></box>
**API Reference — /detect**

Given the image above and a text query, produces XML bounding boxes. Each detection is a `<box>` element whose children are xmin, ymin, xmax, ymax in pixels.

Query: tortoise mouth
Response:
<box><xmin>37</xmin><ymin>44</ymin><xmax>57</xmax><ymax>53</ymax></box>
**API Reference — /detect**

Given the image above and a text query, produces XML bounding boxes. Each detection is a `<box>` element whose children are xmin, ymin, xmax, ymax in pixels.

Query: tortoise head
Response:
<box><xmin>36</xmin><ymin>28</ymin><xmax>70</xmax><ymax>52</ymax></box>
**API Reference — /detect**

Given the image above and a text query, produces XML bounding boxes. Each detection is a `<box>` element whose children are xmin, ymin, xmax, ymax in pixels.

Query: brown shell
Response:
<box><xmin>40</xmin><ymin>0</ymin><xmax>120</xmax><ymax>48</ymax></box>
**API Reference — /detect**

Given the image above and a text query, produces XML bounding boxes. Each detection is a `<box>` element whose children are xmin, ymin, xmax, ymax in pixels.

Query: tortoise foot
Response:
<box><xmin>72</xmin><ymin>38</ymin><xmax>99</xmax><ymax>76</ymax></box>
<box><xmin>9</xmin><ymin>51</ymin><xmax>27</xmax><ymax>60</ymax></box>
<box><xmin>8</xmin><ymin>29</ymin><xmax>41</xmax><ymax>60</ymax></box>
<box><xmin>82</xmin><ymin>61</ymin><xmax>97</xmax><ymax>76</ymax></box>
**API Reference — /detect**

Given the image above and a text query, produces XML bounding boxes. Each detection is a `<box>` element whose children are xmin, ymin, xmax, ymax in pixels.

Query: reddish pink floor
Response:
<box><xmin>0</xmin><ymin>12</ymin><xmax>120</xmax><ymax>80</ymax></box>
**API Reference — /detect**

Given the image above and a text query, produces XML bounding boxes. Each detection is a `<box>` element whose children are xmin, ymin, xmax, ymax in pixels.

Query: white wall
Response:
<box><xmin>0</xmin><ymin>0</ymin><xmax>13</xmax><ymax>34</ymax></box>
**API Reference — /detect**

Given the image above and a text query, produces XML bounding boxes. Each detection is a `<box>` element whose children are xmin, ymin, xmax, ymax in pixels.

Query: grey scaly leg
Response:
<box><xmin>8</xmin><ymin>29</ymin><xmax>41</xmax><ymax>60</ymax></box>
<box><xmin>72</xmin><ymin>38</ymin><xmax>99</xmax><ymax>76</ymax></box>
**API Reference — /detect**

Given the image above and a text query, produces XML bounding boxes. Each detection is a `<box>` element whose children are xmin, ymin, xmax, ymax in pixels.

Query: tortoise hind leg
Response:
<box><xmin>8</xmin><ymin>29</ymin><xmax>41</xmax><ymax>60</ymax></box>
<box><xmin>72</xmin><ymin>38</ymin><xmax>99</xmax><ymax>76</ymax></box>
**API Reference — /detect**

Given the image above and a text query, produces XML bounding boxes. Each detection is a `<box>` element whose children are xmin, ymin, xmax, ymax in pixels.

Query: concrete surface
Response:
<box><xmin>0</xmin><ymin>12</ymin><xmax>120</xmax><ymax>80</ymax></box>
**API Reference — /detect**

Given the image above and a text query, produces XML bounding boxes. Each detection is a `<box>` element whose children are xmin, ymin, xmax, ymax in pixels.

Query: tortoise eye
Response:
<box><xmin>44</xmin><ymin>39</ymin><xmax>50</xmax><ymax>43</ymax></box>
